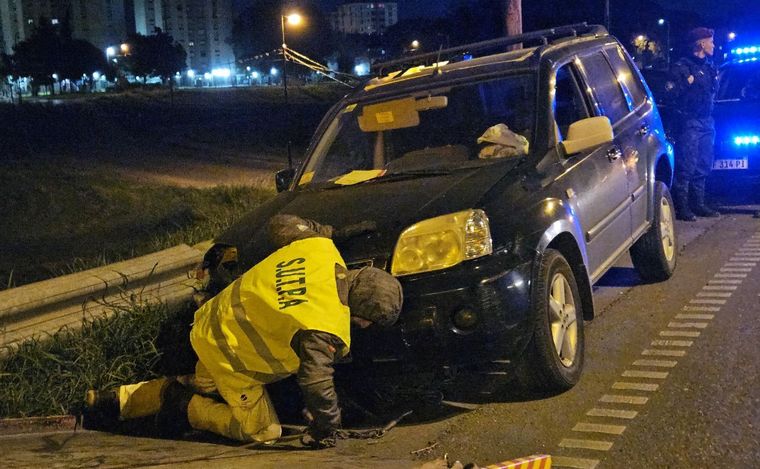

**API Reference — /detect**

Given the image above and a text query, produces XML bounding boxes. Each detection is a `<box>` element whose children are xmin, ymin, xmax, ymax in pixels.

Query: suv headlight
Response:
<box><xmin>391</xmin><ymin>209</ymin><xmax>493</xmax><ymax>276</ymax></box>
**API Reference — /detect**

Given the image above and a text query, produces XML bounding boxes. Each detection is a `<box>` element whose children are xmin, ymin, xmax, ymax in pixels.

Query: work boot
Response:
<box><xmin>154</xmin><ymin>380</ymin><xmax>194</xmax><ymax>437</ymax></box>
<box><xmin>690</xmin><ymin>185</ymin><xmax>720</xmax><ymax>218</ymax></box>
<box><xmin>85</xmin><ymin>389</ymin><xmax>119</xmax><ymax>414</ymax></box>
<box><xmin>673</xmin><ymin>189</ymin><xmax>697</xmax><ymax>221</ymax></box>
<box><xmin>692</xmin><ymin>204</ymin><xmax>720</xmax><ymax>217</ymax></box>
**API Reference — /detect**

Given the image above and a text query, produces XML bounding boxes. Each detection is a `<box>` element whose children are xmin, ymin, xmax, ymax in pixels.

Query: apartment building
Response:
<box><xmin>330</xmin><ymin>2</ymin><xmax>398</xmax><ymax>35</ymax></box>
<box><xmin>133</xmin><ymin>0</ymin><xmax>234</xmax><ymax>73</ymax></box>
<box><xmin>0</xmin><ymin>0</ymin><xmax>127</xmax><ymax>54</ymax></box>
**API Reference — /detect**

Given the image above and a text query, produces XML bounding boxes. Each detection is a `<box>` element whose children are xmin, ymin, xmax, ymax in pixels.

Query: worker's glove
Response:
<box><xmin>300</xmin><ymin>430</ymin><xmax>337</xmax><ymax>449</ymax></box>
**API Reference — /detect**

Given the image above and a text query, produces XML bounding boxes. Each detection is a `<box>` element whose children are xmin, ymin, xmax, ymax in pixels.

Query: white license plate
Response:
<box><xmin>713</xmin><ymin>158</ymin><xmax>748</xmax><ymax>170</ymax></box>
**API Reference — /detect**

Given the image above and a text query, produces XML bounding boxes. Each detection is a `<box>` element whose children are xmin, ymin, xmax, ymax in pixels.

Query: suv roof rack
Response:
<box><xmin>372</xmin><ymin>22</ymin><xmax>608</xmax><ymax>75</ymax></box>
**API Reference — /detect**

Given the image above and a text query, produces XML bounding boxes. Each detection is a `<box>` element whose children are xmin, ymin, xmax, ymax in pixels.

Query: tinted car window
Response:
<box><xmin>299</xmin><ymin>75</ymin><xmax>536</xmax><ymax>187</ymax></box>
<box><xmin>717</xmin><ymin>63</ymin><xmax>760</xmax><ymax>101</ymax></box>
<box><xmin>579</xmin><ymin>52</ymin><xmax>630</xmax><ymax>124</ymax></box>
<box><xmin>554</xmin><ymin>64</ymin><xmax>590</xmax><ymax>140</ymax></box>
<box><xmin>605</xmin><ymin>46</ymin><xmax>648</xmax><ymax>108</ymax></box>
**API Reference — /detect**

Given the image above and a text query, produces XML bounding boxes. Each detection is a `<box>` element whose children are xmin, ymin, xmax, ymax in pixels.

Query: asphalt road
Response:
<box><xmin>1</xmin><ymin>209</ymin><xmax>758</xmax><ymax>468</ymax></box>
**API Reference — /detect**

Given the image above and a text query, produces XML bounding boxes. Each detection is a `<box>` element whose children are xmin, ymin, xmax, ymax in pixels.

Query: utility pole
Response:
<box><xmin>505</xmin><ymin>0</ymin><xmax>522</xmax><ymax>49</ymax></box>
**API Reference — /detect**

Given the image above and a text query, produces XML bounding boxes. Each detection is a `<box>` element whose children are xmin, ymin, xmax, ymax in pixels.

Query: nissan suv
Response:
<box><xmin>200</xmin><ymin>23</ymin><xmax>677</xmax><ymax>393</ymax></box>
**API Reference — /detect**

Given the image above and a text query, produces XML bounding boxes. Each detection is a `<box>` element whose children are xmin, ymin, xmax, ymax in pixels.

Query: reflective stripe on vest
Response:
<box><xmin>191</xmin><ymin>237</ymin><xmax>351</xmax><ymax>380</ymax></box>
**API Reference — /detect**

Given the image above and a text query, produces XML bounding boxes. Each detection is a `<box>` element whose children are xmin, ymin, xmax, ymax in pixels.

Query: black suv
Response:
<box><xmin>203</xmin><ymin>24</ymin><xmax>677</xmax><ymax>392</ymax></box>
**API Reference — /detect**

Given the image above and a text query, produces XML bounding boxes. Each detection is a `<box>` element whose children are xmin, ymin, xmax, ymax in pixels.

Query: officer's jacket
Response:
<box><xmin>668</xmin><ymin>54</ymin><xmax>718</xmax><ymax>119</ymax></box>
<box><xmin>190</xmin><ymin>237</ymin><xmax>351</xmax><ymax>384</ymax></box>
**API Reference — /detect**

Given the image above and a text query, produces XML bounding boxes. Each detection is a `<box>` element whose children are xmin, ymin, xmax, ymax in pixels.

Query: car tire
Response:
<box><xmin>630</xmin><ymin>181</ymin><xmax>678</xmax><ymax>282</ymax></box>
<box><xmin>516</xmin><ymin>249</ymin><xmax>584</xmax><ymax>392</ymax></box>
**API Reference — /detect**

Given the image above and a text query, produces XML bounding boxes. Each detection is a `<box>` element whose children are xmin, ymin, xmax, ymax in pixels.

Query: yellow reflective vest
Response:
<box><xmin>190</xmin><ymin>237</ymin><xmax>351</xmax><ymax>384</ymax></box>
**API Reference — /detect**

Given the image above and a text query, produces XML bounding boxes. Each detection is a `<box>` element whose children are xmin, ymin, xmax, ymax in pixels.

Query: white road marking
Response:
<box><xmin>651</xmin><ymin>339</ymin><xmax>693</xmax><ymax>346</ymax></box>
<box><xmin>724</xmin><ymin>263</ymin><xmax>756</xmax><ymax>267</ymax></box>
<box><xmin>729</xmin><ymin>257</ymin><xmax>760</xmax><ymax>262</ymax></box>
<box><xmin>719</xmin><ymin>268</ymin><xmax>752</xmax><ymax>272</ymax></box>
<box><xmin>689</xmin><ymin>298</ymin><xmax>726</xmax><ymax>304</ymax></box>
<box><xmin>714</xmin><ymin>273</ymin><xmax>747</xmax><ymax>278</ymax></box>
<box><xmin>552</xmin><ymin>456</ymin><xmax>600</xmax><ymax>469</ymax></box>
<box><xmin>599</xmin><ymin>394</ymin><xmax>649</xmax><ymax>405</ymax></box>
<box><xmin>573</xmin><ymin>423</ymin><xmax>627</xmax><ymax>435</ymax></box>
<box><xmin>642</xmin><ymin>349</ymin><xmax>686</xmax><ymax>357</ymax></box>
<box><xmin>667</xmin><ymin>322</ymin><xmax>708</xmax><ymax>329</ymax></box>
<box><xmin>682</xmin><ymin>305</ymin><xmax>720</xmax><ymax>312</ymax></box>
<box><xmin>587</xmin><ymin>408</ymin><xmax>638</xmax><ymax>419</ymax></box>
<box><xmin>696</xmin><ymin>291</ymin><xmax>732</xmax><ymax>298</ymax></box>
<box><xmin>612</xmin><ymin>382</ymin><xmax>659</xmax><ymax>391</ymax></box>
<box><xmin>676</xmin><ymin>313</ymin><xmax>714</xmax><ymax>320</ymax></box>
<box><xmin>559</xmin><ymin>438</ymin><xmax>614</xmax><ymax>451</ymax></box>
<box><xmin>702</xmin><ymin>285</ymin><xmax>738</xmax><ymax>291</ymax></box>
<box><xmin>622</xmin><ymin>370</ymin><xmax>669</xmax><ymax>379</ymax></box>
<box><xmin>660</xmin><ymin>330</ymin><xmax>701</xmax><ymax>337</ymax></box>
<box><xmin>634</xmin><ymin>359</ymin><xmax>678</xmax><ymax>367</ymax></box>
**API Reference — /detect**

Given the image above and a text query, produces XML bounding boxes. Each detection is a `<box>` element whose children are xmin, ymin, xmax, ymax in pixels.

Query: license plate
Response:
<box><xmin>712</xmin><ymin>158</ymin><xmax>748</xmax><ymax>170</ymax></box>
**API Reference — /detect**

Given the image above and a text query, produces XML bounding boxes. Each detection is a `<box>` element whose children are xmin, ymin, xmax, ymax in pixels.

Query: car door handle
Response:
<box><xmin>607</xmin><ymin>146</ymin><xmax>622</xmax><ymax>162</ymax></box>
<box><xmin>636</xmin><ymin>124</ymin><xmax>650</xmax><ymax>136</ymax></box>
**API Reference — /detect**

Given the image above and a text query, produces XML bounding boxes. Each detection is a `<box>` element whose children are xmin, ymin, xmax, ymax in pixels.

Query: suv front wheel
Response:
<box><xmin>516</xmin><ymin>249</ymin><xmax>584</xmax><ymax>392</ymax></box>
<box><xmin>630</xmin><ymin>181</ymin><xmax>678</xmax><ymax>282</ymax></box>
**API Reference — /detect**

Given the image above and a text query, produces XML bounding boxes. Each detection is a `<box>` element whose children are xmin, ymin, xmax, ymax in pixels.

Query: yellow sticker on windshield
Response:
<box><xmin>299</xmin><ymin>171</ymin><xmax>315</xmax><ymax>185</ymax></box>
<box><xmin>333</xmin><ymin>170</ymin><xmax>387</xmax><ymax>186</ymax></box>
<box><xmin>344</xmin><ymin>104</ymin><xmax>357</xmax><ymax>113</ymax></box>
<box><xmin>375</xmin><ymin>111</ymin><xmax>395</xmax><ymax>124</ymax></box>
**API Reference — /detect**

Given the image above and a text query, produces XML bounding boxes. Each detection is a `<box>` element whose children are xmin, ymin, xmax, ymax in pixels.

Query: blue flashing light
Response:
<box><xmin>733</xmin><ymin>135</ymin><xmax>760</xmax><ymax>146</ymax></box>
<box><xmin>732</xmin><ymin>45</ymin><xmax>760</xmax><ymax>55</ymax></box>
<box><xmin>463</xmin><ymin>54</ymin><xmax>473</xmax><ymax>61</ymax></box>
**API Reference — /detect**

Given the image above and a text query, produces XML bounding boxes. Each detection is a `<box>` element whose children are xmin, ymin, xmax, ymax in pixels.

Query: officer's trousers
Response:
<box><xmin>673</xmin><ymin>117</ymin><xmax>715</xmax><ymax>205</ymax></box>
<box><xmin>117</xmin><ymin>361</ymin><xmax>282</xmax><ymax>442</ymax></box>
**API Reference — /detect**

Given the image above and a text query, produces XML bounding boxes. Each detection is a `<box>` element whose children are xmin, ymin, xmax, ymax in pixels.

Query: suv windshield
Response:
<box><xmin>717</xmin><ymin>62</ymin><xmax>760</xmax><ymax>101</ymax></box>
<box><xmin>297</xmin><ymin>75</ymin><xmax>536</xmax><ymax>188</ymax></box>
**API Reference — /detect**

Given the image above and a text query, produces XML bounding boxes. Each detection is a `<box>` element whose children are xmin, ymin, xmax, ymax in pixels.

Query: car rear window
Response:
<box><xmin>605</xmin><ymin>46</ymin><xmax>648</xmax><ymax>108</ymax></box>
<box><xmin>578</xmin><ymin>52</ymin><xmax>630</xmax><ymax>124</ymax></box>
<box><xmin>717</xmin><ymin>63</ymin><xmax>760</xmax><ymax>101</ymax></box>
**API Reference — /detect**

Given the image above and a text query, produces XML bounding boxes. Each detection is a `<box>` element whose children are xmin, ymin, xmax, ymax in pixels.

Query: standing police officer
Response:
<box><xmin>668</xmin><ymin>27</ymin><xmax>721</xmax><ymax>221</ymax></box>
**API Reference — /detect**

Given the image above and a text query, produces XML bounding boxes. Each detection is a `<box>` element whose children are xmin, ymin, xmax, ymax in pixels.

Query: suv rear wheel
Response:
<box><xmin>630</xmin><ymin>181</ymin><xmax>678</xmax><ymax>282</ymax></box>
<box><xmin>516</xmin><ymin>249</ymin><xmax>584</xmax><ymax>392</ymax></box>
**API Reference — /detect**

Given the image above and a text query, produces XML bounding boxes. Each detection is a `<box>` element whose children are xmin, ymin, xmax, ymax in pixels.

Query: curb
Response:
<box><xmin>0</xmin><ymin>244</ymin><xmax>204</xmax><ymax>350</ymax></box>
<box><xmin>0</xmin><ymin>415</ymin><xmax>78</xmax><ymax>436</ymax></box>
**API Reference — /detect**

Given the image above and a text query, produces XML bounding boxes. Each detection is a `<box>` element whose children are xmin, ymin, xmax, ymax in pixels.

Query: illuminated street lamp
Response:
<box><xmin>411</xmin><ymin>39</ymin><xmax>420</xmax><ymax>50</ymax></box>
<box><xmin>106</xmin><ymin>46</ymin><xmax>115</xmax><ymax>57</ymax></box>
<box><xmin>280</xmin><ymin>11</ymin><xmax>303</xmax><ymax>168</ymax></box>
<box><xmin>120</xmin><ymin>43</ymin><xmax>129</xmax><ymax>55</ymax></box>
<box><xmin>658</xmin><ymin>18</ymin><xmax>671</xmax><ymax>67</ymax></box>
<box><xmin>728</xmin><ymin>32</ymin><xmax>737</xmax><ymax>41</ymax></box>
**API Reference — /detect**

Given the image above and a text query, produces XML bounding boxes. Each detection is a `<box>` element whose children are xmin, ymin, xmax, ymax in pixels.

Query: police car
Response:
<box><xmin>709</xmin><ymin>44</ymin><xmax>760</xmax><ymax>192</ymax></box>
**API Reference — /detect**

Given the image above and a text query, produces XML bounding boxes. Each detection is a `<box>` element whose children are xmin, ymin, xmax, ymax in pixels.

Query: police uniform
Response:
<box><xmin>117</xmin><ymin>237</ymin><xmax>352</xmax><ymax>443</ymax></box>
<box><xmin>669</xmin><ymin>45</ymin><xmax>719</xmax><ymax>219</ymax></box>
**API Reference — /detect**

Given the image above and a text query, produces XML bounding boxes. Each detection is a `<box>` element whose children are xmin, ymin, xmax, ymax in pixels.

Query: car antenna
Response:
<box><xmin>434</xmin><ymin>44</ymin><xmax>444</xmax><ymax>74</ymax></box>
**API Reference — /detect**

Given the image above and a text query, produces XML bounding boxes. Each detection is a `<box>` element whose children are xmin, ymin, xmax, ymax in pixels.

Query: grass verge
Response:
<box><xmin>0</xmin><ymin>299</ymin><xmax>197</xmax><ymax>418</ymax></box>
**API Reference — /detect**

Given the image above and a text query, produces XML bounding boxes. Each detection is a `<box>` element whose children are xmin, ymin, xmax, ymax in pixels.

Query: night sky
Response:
<box><xmin>232</xmin><ymin>1</ymin><xmax>759</xmax><ymax>29</ymax></box>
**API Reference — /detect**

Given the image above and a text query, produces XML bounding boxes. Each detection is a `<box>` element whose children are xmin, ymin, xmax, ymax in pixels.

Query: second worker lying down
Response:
<box><xmin>85</xmin><ymin>214</ymin><xmax>403</xmax><ymax>449</ymax></box>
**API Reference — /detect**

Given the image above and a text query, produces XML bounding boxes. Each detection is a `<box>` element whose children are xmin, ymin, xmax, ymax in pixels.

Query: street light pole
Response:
<box><xmin>281</xmin><ymin>15</ymin><xmax>292</xmax><ymax>168</ymax></box>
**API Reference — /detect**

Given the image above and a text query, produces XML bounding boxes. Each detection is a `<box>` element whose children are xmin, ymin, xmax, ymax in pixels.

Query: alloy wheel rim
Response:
<box><xmin>548</xmin><ymin>272</ymin><xmax>578</xmax><ymax>367</ymax></box>
<box><xmin>660</xmin><ymin>196</ymin><xmax>675</xmax><ymax>261</ymax></box>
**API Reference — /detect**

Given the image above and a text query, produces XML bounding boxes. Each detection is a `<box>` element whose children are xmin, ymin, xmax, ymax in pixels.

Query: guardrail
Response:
<box><xmin>0</xmin><ymin>244</ymin><xmax>204</xmax><ymax>351</ymax></box>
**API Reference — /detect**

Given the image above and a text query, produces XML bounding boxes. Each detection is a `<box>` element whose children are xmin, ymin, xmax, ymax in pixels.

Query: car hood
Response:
<box><xmin>218</xmin><ymin>160</ymin><xmax>523</xmax><ymax>269</ymax></box>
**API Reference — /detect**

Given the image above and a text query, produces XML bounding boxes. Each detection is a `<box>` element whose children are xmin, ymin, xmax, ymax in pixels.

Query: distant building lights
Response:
<box><xmin>212</xmin><ymin>68</ymin><xmax>231</xmax><ymax>78</ymax></box>
<box><xmin>120</xmin><ymin>43</ymin><xmax>129</xmax><ymax>54</ymax></box>
<box><xmin>246</xmin><ymin>66</ymin><xmax>251</xmax><ymax>72</ymax></box>
<box><xmin>252</xmin><ymin>71</ymin><xmax>260</xmax><ymax>79</ymax></box>
<box><xmin>187</xmin><ymin>70</ymin><xmax>195</xmax><ymax>78</ymax></box>
<box><xmin>106</xmin><ymin>46</ymin><xmax>115</xmax><ymax>56</ymax></box>
<box><xmin>658</xmin><ymin>18</ymin><xmax>665</xmax><ymax>25</ymax></box>
<box><xmin>52</xmin><ymin>73</ymin><xmax>58</xmax><ymax>80</ymax></box>
<box><xmin>204</xmin><ymin>72</ymin><xmax>212</xmax><ymax>80</ymax></box>
<box><xmin>271</xmin><ymin>67</ymin><xmax>278</xmax><ymax>76</ymax></box>
<box><xmin>728</xmin><ymin>32</ymin><xmax>737</xmax><ymax>41</ymax></box>
<box><xmin>92</xmin><ymin>71</ymin><xmax>101</xmax><ymax>80</ymax></box>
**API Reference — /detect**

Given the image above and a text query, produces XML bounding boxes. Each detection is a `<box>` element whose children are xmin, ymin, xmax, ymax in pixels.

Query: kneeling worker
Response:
<box><xmin>86</xmin><ymin>215</ymin><xmax>403</xmax><ymax>449</ymax></box>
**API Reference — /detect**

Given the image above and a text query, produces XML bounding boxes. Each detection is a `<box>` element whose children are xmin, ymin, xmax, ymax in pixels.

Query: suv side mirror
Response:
<box><xmin>561</xmin><ymin>116</ymin><xmax>614</xmax><ymax>156</ymax></box>
<box><xmin>275</xmin><ymin>168</ymin><xmax>296</xmax><ymax>192</ymax></box>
